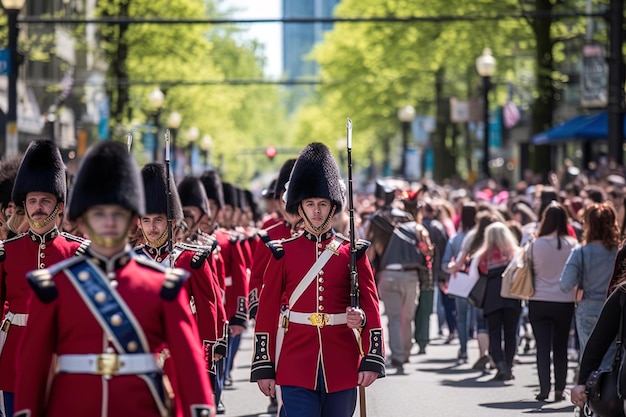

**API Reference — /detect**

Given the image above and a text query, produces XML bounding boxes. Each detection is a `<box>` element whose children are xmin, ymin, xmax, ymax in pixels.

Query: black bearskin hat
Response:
<box><xmin>68</xmin><ymin>141</ymin><xmax>144</xmax><ymax>221</ymax></box>
<box><xmin>141</xmin><ymin>163</ymin><xmax>184</xmax><ymax>224</ymax></box>
<box><xmin>274</xmin><ymin>158</ymin><xmax>296</xmax><ymax>199</ymax></box>
<box><xmin>261</xmin><ymin>178</ymin><xmax>277</xmax><ymax>200</ymax></box>
<box><xmin>285</xmin><ymin>142</ymin><xmax>345</xmax><ymax>215</ymax></box>
<box><xmin>244</xmin><ymin>189</ymin><xmax>261</xmax><ymax>222</ymax></box>
<box><xmin>222</xmin><ymin>182</ymin><xmax>238</xmax><ymax>208</ymax></box>
<box><xmin>375</xmin><ymin>180</ymin><xmax>395</xmax><ymax>207</ymax></box>
<box><xmin>0</xmin><ymin>155</ymin><xmax>21</xmax><ymax>209</ymax></box>
<box><xmin>177</xmin><ymin>176</ymin><xmax>210</xmax><ymax>216</ymax></box>
<box><xmin>199</xmin><ymin>170</ymin><xmax>225</xmax><ymax>209</ymax></box>
<box><xmin>12</xmin><ymin>140</ymin><xmax>67</xmax><ymax>206</ymax></box>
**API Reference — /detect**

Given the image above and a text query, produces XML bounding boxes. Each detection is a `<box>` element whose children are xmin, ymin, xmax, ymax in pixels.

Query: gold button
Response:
<box><xmin>39</xmin><ymin>263</ymin><xmax>45</xmax><ymax>268</ymax></box>
<box><xmin>319</xmin><ymin>286</ymin><xmax>324</xmax><ymax>292</ymax></box>
<box><xmin>94</xmin><ymin>292</ymin><xmax>107</xmax><ymax>303</ymax></box>
<box><xmin>201</xmin><ymin>410</ymin><xmax>210</xmax><ymax>417</ymax></box>
<box><xmin>319</xmin><ymin>270</ymin><xmax>324</xmax><ymax>276</ymax></box>
<box><xmin>156</xmin><ymin>257</ymin><xmax>162</xmax><ymax>262</ymax></box>
<box><xmin>318</xmin><ymin>278</ymin><xmax>324</xmax><ymax>283</ymax></box>
<box><xmin>78</xmin><ymin>271</ymin><xmax>90</xmax><ymax>282</ymax></box>
<box><xmin>107</xmin><ymin>272</ymin><xmax>116</xmax><ymax>280</ymax></box>
<box><xmin>40</xmin><ymin>253</ymin><xmax>45</xmax><ymax>258</ymax></box>
<box><xmin>318</xmin><ymin>296</ymin><xmax>324</xmax><ymax>302</ymax></box>
<box><xmin>39</xmin><ymin>244</ymin><xmax>46</xmax><ymax>250</ymax></box>
<box><xmin>164</xmin><ymin>280</ymin><xmax>175</xmax><ymax>288</ymax></box>
<box><xmin>317</xmin><ymin>243</ymin><xmax>323</xmax><ymax>248</ymax></box>
<box><xmin>319</xmin><ymin>305</ymin><xmax>325</xmax><ymax>311</ymax></box>
<box><xmin>31</xmin><ymin>236</ymin><xmax>36</xmax><ymax>241</ymax></box>
<box><xmin>110</xmin><ymin>280</ymin><xmax>118</xmax><ymax>288</ymax></box>
<box><xmin>127</xmin><ymin>341</ymin><xmax>138</xmax><ymax>352</ymax></box>
<box><xmin>110</xmin><ymin>314</ymin><xmax>123</xmax><ymax>326</ymax></box>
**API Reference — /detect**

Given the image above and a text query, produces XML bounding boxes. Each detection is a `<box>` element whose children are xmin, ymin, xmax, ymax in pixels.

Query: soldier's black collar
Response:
<box><xmin>28</xmin><ymin>227</ymin><xmax>60</xmax><ymax>243</ymax></box>
<box><xmin>146</xmin><ymin>242</ymin><xmax>168</xmax><ymax>258</ymax></box>
<box><xmin>303</xmin><ymin>229</ymin><xmax>335</xmax><ymax>242</ymax></box>
<box><xmin>87</xmin><ymin>245</ymin><xmax>133</xmax><ymax>273</ymax></box>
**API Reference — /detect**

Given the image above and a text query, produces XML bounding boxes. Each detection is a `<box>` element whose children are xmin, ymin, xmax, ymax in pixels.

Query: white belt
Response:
<box><xmin>2</xmin><ymin>312</ymin><xmax>28</xmax><ymax>330</ymax></box>
<box><xmin>57</xmin><ymin>353</ymin><xmax>159</xmax><ymax>376</ymax></box>
<box><xmin>286</xmin><ymin>311</ymin><xmax>347</xmax><ymax>328</ymax></box>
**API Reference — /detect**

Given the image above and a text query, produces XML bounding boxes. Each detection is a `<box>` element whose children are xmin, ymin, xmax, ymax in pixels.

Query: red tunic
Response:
<box><xmin>0</xmin><ymin>228</ymin><xmax>85</xmax><ymax>392</ymax></box>
<box><xmin>248</xmin><ymin>220</ymin><xmax>294</xmax><ymax>319</ymax></box>
<box><xmin>14</xmin><ymin>249</ymin><xmax>213</xmax><ymax>417</ymax></box>
<box><xmin>251</xmin><ymin>230</ymin><xmax>385</xmax><ymax>393</ymax></box>
<box><xmin>214</xmin><ymin>229</ymin><xmax>248</xmax><ymax>328</ymax></box>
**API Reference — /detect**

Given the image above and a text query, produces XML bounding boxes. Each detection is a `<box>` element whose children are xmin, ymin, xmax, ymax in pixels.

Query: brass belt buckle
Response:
<box><xmin>308</xmin><ymin>313</ymin><xmax>329</xmax><ymax>328</ymax></box>
<box><xmin>97</xmin><ymin>353</ymin><xmax>121</xmax><ymax>376</ymax></box>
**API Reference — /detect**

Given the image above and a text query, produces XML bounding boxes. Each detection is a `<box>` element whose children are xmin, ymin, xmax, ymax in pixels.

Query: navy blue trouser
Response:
<box><xmin>279</xmin><ymin>366</ymin><xmax>357</xmax><ymax>417</ymax></box>
<box><xmin>0</xmin><ymin>390</ymin><xmax>14</xmax><ymax>417</ymax></box>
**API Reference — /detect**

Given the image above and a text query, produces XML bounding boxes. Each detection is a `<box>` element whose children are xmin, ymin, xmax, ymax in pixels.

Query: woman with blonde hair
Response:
<box><xmin>472</xmin><ymin>221</ymin><xmax>521</xmax><ymax>380</ymax></box>
<box><xmin>560</xmin><ymin>202</ymin><xmax>621</xmax><ymax>371</ymax></box>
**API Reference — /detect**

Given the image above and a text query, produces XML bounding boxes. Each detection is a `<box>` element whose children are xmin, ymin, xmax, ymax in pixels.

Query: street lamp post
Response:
<box><xmin>167</xmin><ymin>111</ymin><xmax>182</xmax><ymax>176</ymax></box>
<box><xmin>2</xmin><ymin>0</ymin><xmax>25</xmax><ymax>159</ymax></box>
<box><xmin>147</xmin><ymin>87</ymin><xmax>165</xmax><ymax>162</ymax></box>
<box><xmin>184</xmin><ymin>126</ymin><xmax>199</xmax><ymax>175</ymax></box>
<box><xmin>397</xmin><ymin>105</ymin><xmax>416</xmax><ymax>179</ymax></box>
<box><xmin>476</xmin><ymin>48</ymin><xmax>496</xmax><ymax>179</ymax></box>
<box><xmin>200</xmin><ymin>134</ymin><xmax>213</xmax><ymax>170</ymax></box>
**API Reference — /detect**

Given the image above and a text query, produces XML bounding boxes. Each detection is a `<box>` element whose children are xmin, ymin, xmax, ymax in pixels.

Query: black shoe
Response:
<box><xmin>535</xmin><ymin>392</ymin><xmax>549</xmax><ymax>402</ymax></box>
<box><xmin>417</xmin><ymin>347</ymin><xmax>427</xmax><ymax>355</ymax></box>
<box><xmin>471</xmin><ymin>355</ymin><xmax>489</xmax><ymax>371</ymax></box>
<box><xmin>216</xmin><ymin>401</ymin><xmax>226</xmax><ymax>415</ymax></box>
<box><xmin>554</xmin><ymin>391</ymin><xmax>566</xmax><ymax>402</ymax></box>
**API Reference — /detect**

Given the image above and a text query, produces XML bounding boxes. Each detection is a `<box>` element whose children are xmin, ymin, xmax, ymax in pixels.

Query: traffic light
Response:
<box><xmin>265</xmin><ymin>146</ymin><xmax>277</xmax><ymax>160</ymax></box>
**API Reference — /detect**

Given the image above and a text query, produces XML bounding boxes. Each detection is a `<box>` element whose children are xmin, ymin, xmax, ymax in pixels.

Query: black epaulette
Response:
<box><xmin>160</xmin><ymin>268</ymin><xmax>190</xmax><ymax>301</ymax></box>
<box><xmin>2</xmin><ymin>232</ymin><xmax>26</xmax><ymax>244</ymax></box>
<box><xmin>266</xmin><ymin>239</ymin><xmax>285</xmax><ymax>260</ymax></box>
<box><xmin>74</xmin><ymin>239</ymin><xmax>90</xmax><ymax>257</ymax></box>
<box><xmin>257</xmin><ymin>229</ymin><xmax>271</xmax><ymax>244</ymax></box>
<box><xmin>27</xmin><ymin>255</ymin><xmax>84</xmax><ymax>303</ymax></box>
<box><xmin>178</xmin><ymin>243</ymin><xmax>211</xmax><ymax>270</ymax></box>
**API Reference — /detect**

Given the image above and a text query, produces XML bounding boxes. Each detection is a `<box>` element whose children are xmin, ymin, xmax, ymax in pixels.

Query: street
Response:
<box><xmin>221</xmin><ymin>312</ymin><xmax>578</xmax><ymax>417</ymax></box>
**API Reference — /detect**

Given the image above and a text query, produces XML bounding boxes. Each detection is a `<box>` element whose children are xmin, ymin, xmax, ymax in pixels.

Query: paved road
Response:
<box><xmin>221</xmin><ymin>314</ymin><xmax>578</xmax><ymax>417</ymax></box>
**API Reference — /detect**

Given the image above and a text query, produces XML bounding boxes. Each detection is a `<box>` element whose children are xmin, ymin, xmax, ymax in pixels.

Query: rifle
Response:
<box><xmin>164</xmin><ymin>129</ymin><xmax>174</xmax><ymax>268</ymax></box>
<box><xmin>347</xmin><ymin>118</ymin><xmax>367</xmax><ymax>417</ymax></box>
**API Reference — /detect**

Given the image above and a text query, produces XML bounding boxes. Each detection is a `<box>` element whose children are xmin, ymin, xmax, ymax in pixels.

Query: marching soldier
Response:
<box><xmin>251</xmin><ymin>142</ymin><xmax>385</xmax><ymax>417</ymax></box>
<box><xmin>14</xmin><ymin>141</ymin><xmax>214</xmax><ymax>417</ymax></box>
<box><xmin>177</xmin><ymin>175</ymin><xmax>228</xmax><ymax>414</ymax></box>
<box><xmin>197</xmin><ymin>173</ymin><xmax>249</xmax><ymax>412</ymax></box>
<box><xmin>0</xmin><ymin>140</ymin><xmax>87</xmax><ymax>417</ymax></box>
<box><xmin>134</xmin><ymin>164</ymin><xmax>226</xmax><ymax>384</ymax></box>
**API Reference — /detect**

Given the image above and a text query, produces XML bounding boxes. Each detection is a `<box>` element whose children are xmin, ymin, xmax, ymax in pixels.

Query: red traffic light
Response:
<box><xmin>265</xmin><ymin>146</ymin><xmax>277</xmax><ymax>160</ymax></box>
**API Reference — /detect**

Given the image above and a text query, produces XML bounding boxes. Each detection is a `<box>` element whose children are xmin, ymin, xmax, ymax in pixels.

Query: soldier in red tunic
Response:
<box><xmin>14</xmin><ymin>141</ymin><xmax>214</xmax><ymax>417</ymax></box>
<box><xmin>134</xmin><ymin>163</ymin><xmax>225</xmax><ymax>406</ymax></box>
<box><xmin>0</xmin><ymin>140</ymin><xmax>87</xmax><ymax>417</ymax></box>
<box><xmin>251</xmin><ymin>142</ymin><xmax>385</xmax><ymax>417</ymax></box>
<box><xmin>0</xmin><ymin>155</ymin><xmax>21</xmax><ymax>240</ymax></box>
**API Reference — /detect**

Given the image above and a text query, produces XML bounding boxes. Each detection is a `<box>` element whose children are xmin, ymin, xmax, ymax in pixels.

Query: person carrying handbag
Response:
<box><xmin>528</xmin><ymin>202</ymin><xmax>578</xmax><ymax>402</ymax></box>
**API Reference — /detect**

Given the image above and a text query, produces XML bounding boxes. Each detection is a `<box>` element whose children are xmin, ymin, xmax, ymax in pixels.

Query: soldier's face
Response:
<box><xmin>139</xmin><ymin>214</ymin><xmax>168</xmax><ymax>242</ymax></box>
<box><xmin>25</xmin><ymin>192</ymin><xmax>58</xmax><ymax>219</ymax></box>
<box><xmin>301</xmin><ymin>198</ymin><xmax>332</xmax><ymax>229</ymax></box>
<box><xmin>79</xmin><ymin>205</ymin><xmax>133</xmax><ymax>249</ymax></box>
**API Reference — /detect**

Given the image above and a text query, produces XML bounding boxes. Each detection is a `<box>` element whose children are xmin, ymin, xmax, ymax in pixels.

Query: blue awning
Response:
<box><xmin>531</xmin><ymin>111</ymin><xmax>626</xmax><ymax>145</ymax></box>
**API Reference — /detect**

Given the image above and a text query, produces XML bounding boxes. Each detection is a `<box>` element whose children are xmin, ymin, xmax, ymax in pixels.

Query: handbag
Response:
<box><xmin>501</xmin><ymin>241</ymin><xmax>535</xmax><ymax>300</ymax></box>
<box><xmin>585</xmin><ymin>291</ymin><xmax>626</xmax><ymax>417</ymax></box>
<box><xmin>448</xmin><ymin>256</ymin><xmax>479</xmax><ymax>298</ymax></box>
<box><xmin>467</xmin><ymin>274</ymin><xmax>488</xmax><ymax>308</ymax></box>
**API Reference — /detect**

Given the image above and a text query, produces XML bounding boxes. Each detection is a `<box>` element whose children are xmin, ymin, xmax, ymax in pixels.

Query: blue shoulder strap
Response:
<box><xmin>64</xmin><ymin>260</ymin><xmax>149</xmax><ymax>354</ymax></box>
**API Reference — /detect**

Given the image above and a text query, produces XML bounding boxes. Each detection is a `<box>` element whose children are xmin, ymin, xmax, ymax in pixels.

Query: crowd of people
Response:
<box><xmin>3</xmin><ymin>137</ymin><xmax>626</xmax><ymax>416</ymax></box>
